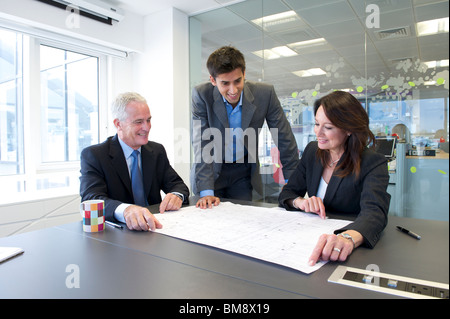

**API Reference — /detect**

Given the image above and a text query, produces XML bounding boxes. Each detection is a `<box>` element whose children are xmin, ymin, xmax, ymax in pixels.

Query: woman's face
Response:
<box><xmin>314</xmin><ymin>105</ymin><xmax>349</xmax><ymax>155</ymax></box>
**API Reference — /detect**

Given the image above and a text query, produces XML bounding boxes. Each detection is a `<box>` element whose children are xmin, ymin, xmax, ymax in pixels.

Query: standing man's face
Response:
<box><xmin>210</xmin><ymin>68</ymin><xmax>245</xmax><ymax>107</ymax></box>
<box><xmin>114</xmin><ymin>101</ymin><xmax>151</xmax><ymax>150</ymax></box>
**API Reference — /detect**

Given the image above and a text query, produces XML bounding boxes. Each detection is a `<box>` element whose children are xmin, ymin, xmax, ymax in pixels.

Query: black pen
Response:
<box><xmin>396</xmin><ymin>226</ymin><xmax>421</xmax><ymax>240</ymax></box>
<box><xmin>105</xmin><ymin>221</ymin><xmax>123</xmax><ymax>229</ymax></box>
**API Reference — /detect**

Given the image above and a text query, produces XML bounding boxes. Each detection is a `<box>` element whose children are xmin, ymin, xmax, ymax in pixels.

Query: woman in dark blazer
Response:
<box><xmin>279</xmin><ymin>91</ymin><xmax>390</xmax><ymax>265</ymax></box>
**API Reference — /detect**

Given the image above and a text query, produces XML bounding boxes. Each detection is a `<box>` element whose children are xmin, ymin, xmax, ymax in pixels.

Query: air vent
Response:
<box><xmin>390</xmin><ymin>57</ymin><xmax>414</xmax><ymax>64</ymax></box>
<box><xmin>375</xmin><ymin>26</ymin><xmax>411</xmax><ymax>40</ymax></box>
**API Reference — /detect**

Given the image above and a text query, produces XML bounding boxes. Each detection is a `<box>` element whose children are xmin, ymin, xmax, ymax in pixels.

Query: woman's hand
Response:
<box><xmin>294</xmin><ymin>196</ymin><xmax>326</xmax><ymax>219</ymax></box>
<box><xmin>308</xmin><ymin>231</ymin><xmax>362</xmax><ymax>266</ymax></box>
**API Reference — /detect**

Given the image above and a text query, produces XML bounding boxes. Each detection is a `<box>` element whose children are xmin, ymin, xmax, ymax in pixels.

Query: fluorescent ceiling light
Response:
<box><xmin>271</xmin><ymin>46</ymin><xmax>298</xmax><ymax>57</ymax></box>
<box><xmin>417</xmin><ymin>17</ymin><xmax>449</xmax><ymax>36</ymax></box>
<box><xmin>424</xmin><ymin>59</ymin><xmax>449</xmax><ymax>68</ymax></box>
<box><xmin>289</xmin><ymin>38</ymin><xmax>327</xmax><ymax>49</ymax></box>
<box><xmin>252</xmin><ymin>11</ymin><xmax>299</xmax><ymax>29</ymax></box>
<box><xmin>253</xmin><ymin>49</ymin><xmax>280</xmax><ymax>60</ymax></box>
<box><xmin>252</xmin><ymin>46</ymin><xmax>298</xmax><ymax>60</ymax></box>
<box><xmin>292</xmin><ymin>68</ymin><xmax>327</xmax><ymax>77</ymax></box>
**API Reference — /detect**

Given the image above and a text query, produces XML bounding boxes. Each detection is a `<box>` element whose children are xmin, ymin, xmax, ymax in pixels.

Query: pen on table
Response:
<box><xmin>396</xmin><ymin>226</ymin><xmax>421</xmax><ymax>240</ymax></box>
<box><xmin>105</xmin><ymin>220</ymin><xmax>123</xmax><ymax>229</ymax></box>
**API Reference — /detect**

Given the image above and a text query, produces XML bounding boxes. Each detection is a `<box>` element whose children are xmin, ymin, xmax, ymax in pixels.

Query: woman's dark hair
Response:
<box><xmin>206</xmin><ymin>46</ymin><xmax>246</xmax><ymax>79</ymax></box>
<box><xmin>314</xmin><ymin>91</ymin><xmax>375</xmax><ymax>178</ymax></box>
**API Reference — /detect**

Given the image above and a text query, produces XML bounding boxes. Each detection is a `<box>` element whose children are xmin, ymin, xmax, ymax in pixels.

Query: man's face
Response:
<box><xmin>210</xmin><ymin>68</ymin><xmax>245</xmax><ymax>107</ymax></box>
<box><xmin>114</xmin><ymin>101</ymin><xmax>151</xmax><ymax>150</ymax></box>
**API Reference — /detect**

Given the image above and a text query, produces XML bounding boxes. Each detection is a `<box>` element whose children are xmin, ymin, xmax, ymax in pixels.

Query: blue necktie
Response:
<box><xmin>130</xmin><ymin>150</ymin><xmax>146</xmax><ymax>206</ymax></box>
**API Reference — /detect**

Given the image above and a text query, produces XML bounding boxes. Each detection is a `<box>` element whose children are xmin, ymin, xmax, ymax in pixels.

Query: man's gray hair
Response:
<box><xmin>111</xmin><ymin>92</ymin><xmax>147</xmax><ymax>121</ymax></box>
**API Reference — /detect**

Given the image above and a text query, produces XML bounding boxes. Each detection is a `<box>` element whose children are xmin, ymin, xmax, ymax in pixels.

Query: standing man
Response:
<box><xmin>80</xmin><ymin>92</ymin><xmax>189</xmax><ymax>231</ymax></box>
<box><xmin>191</xmin><ymin>46</ymin><xmax>299</xmax><ymax>208</ymax></box>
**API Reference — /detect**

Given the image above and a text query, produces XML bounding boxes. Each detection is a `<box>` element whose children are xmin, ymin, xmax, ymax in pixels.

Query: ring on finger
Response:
<box><xmin>333</xmin><ymin>247</ymin><xmax>341</xmax><ymax>253</ymax></box>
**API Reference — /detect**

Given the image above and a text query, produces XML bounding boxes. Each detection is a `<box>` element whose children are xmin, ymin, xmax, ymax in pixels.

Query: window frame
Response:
<box><xmin>30</xmin><ymin>37</ymin><xmax>109</xmax><ymax>173</ymax></box>
<box><xmin>0</xmin><ymin>28</ymin><xmax>110</xmax><ymax>204</ymax></box>
<box><xmin>0</xmin><ymin>29</ymin><xmax>25</xmax><ymax>176</ymax></box>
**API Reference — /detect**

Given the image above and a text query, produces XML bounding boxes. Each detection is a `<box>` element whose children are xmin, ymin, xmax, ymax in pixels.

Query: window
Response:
<box><xmin>0</xmin><ymin>26</ymin><xmax>104</xmax><ymax>203</ymax></box>
<box><xmin>0</xmin><ymin>29</ymin><xmax>24</xmax><ymax>176</ymax></box>
<box><xmin>40</xmin><ymin>45</ymin><xmax>99</xmax><ymax>163</ymax></box>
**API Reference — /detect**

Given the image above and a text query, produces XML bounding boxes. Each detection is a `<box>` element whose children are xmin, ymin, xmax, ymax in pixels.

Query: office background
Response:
<box><xmin>0</xmin><ymin>0</ymin><xmax>448</xmax><ymax>237</ymax></box>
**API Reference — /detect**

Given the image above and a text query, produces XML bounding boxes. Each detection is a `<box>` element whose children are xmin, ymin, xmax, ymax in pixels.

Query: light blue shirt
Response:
<box><xmin>119</xmin><ymin>138</ymin><xmax>142</xmax><ymax>176</ymax></box>
<box><xmin>114</xmin><ymin>138</ymin><xmax>142</xmax><ymax>222</ymax></box>
<box><xmin>114</xmin><ymin>138</ymin><xmax>184</xmax><ymax>222</ymax></box>
<box><xmin>200</xmin><ymin>93</ymin><xmax>244</xmax><ymax>198</ymax></box>
<box><xmin>224</xmin><ymin>93</ymin><xmax>246</xmax><ymax>163</ymax></box>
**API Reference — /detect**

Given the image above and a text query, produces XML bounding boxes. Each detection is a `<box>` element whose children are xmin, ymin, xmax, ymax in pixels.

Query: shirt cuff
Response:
<box><xmin>200</xmin><ymin>189</ymin><xmax>214</xmax><ymax>197</ymax></box>
<box><xmin>171</xmin><ymin>192</ymin><xmax>184</xmax><ymax>201</ymax></box>
<box><xmin>114</xmin><ymin>203</ymin><xmax>130</xmax><ymax>223</ymax></box>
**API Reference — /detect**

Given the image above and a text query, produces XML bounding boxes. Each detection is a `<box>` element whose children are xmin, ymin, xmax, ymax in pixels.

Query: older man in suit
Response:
<box><xmin>80</xmin><ymin>92</ymin><xmax>189</xmax><ymax>231</ymax></box>
<box><xmin>191</xmin><ymin>46</ymin><xmax>299</xmax><ymax>208</ymax></box>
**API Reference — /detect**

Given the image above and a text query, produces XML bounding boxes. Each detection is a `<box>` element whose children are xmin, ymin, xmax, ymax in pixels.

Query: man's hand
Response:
<box><xmin>159</xmin><ymin>193</ymin><xmax>183</xmax><ymax>214</ymax></box>
<box><xmin>196</xmin><ymin>195</ymin><xmax>220</xmax><ymax>209</ymax></box>
<box><xmin>123</xmin><ymin>205</ymin><xmax>162</xmax><ymax>231</ymax></box>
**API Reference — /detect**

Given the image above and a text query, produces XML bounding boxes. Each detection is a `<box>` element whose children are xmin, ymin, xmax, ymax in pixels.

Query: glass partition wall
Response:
<box><xmin>189</xmin><ymin>0</ymin><xmax>449</xmax><ymax>221</ymax></box>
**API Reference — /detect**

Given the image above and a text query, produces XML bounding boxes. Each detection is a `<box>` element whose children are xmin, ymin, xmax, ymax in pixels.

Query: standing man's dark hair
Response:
<box><xmin>206</xmin><ymin>46</ymin><xmax>246</xmax><ymax>79</ymax></box>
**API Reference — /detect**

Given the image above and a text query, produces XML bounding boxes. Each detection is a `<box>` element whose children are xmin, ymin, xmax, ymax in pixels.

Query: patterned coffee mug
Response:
<box><xmin>80</xmin><ymin>200</ymin><xmax>105</xmax><ymax>232</ymax></box>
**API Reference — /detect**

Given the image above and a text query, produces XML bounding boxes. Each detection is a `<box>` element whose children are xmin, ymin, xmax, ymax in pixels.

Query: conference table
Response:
<box><xmin>0</xmin><ymin>198</ymin><xmax>448</xmax><ymax>303</ymax></box>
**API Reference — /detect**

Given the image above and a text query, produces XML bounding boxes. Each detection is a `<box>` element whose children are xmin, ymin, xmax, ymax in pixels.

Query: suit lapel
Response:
<box><xmin>213</xmin><ymin>87</ymin><xmax>229</xmax><ymax>129</ymax></box>
<box><xmin>141</xmin><ymin>143</ymin><xmax>153</xmax><ymax>199</ymax></box>
<box><xmin>109</xmin><ymin>135</ymin><xmax>133</xmax><ymax>195</ymax></box>
<box><xmin>324</xmin><ymin>165</ymin><xmax>344</xmax><ymax>204</ymax></box>
<box><xmin>310</xmin><ymin>158</ymin><xmax>344</xmax><ymax>204</ymax></box>
<box><xmin>310</xmin><ymin>160</ymin><xmax>323</xmax><ymax>196</ymax></box>
<box><xmin>241</xmin><ymin>83</ymin><xmax>256</xmax><ymax>131</ymax></box>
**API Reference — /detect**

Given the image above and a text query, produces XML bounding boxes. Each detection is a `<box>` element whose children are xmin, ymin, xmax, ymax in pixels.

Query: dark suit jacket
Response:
<box><xmin>278</xmin><ymin>141</ymin><xmax>391</xmax><ymax>248</ymax></box>
<box><xmin>80</xmin><ymin>135</ymin><xmax>189</xmax><ymax>222</ymax></box>
<box><xmin>191</xmin><ymin>80</ymin><xmax>299</xmax><ymax>195</ymax></box>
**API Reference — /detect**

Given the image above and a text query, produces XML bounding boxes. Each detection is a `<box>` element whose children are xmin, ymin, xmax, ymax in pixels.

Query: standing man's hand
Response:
<box><xmin>196</xmin><ymin>196</ymin><xmax>220</xmax><ymax>209</ymax></box>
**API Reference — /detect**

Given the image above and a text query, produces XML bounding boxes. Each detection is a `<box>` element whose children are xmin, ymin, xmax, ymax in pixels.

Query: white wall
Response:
<box><xmin>0</xmin><ymin>195</ymin><xmax>81</xmax><ymax>237</ymax></box>
<box><xmin>0</xmin><ymin>1</ymin><xmax>191</xmax><ymax>236</ymax></box>
<box><xmin>0</xmin><ymin>0</ymin><xmax>145</xmax><ymax>53</ymax></box>
<box><xmin>133</xmin><ymin>7</ymin><xmax>191</xmax><ymax>186</ymax></box>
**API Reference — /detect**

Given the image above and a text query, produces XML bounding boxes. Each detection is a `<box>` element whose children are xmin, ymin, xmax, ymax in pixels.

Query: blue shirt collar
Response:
<box><xmin>222</xmin><ymin>92</ymin><xmax>243</xmax><ymax>109</ymax></box>
<box><xmin>117</xmin><ymin>136</ymin><xmax>141</xmax><ymax>159</ymax></box>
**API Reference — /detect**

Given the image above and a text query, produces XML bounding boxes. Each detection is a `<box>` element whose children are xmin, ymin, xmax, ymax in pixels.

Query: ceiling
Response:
<box><xmin>108</xmin><ymin>0</ymin><xmax>234</xmax><ymax>16</ymax></box>
<box><xmin>107</xmin><ymin>0</ymin><xmax>449</xmax><ymax>100</ymax></box>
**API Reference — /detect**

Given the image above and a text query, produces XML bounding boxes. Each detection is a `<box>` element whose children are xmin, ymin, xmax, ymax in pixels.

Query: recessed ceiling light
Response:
<box><xmin>252</xmin><ymin>11</ymin><xmax>299</xmax><ymax>30</ymax></box>
<box><xmin>424</xmin><ymin>59</ymin><xmax>449</xmax><ymax>68</ymax></box>
<box><xmin>252</xmin><ymin>49</ymin><xmax>280</xmax><ymax>60</ymax></box>
<box><xmin>271</xmin><ymin>46</ymin><xmax>298</xmax><ymax>57</ymax></box>
<box><xmin>288</xmin><ymin>38</ymin><xmax>327</xmax><ymax>49</ymax></box>
<box><xmin>292</xmin><ymin>68</ymin><xmax>326</xmax><ymax>77</ymax></box>
<box><xmin>252</xmin><ymin>46</ymin><xmax>297</xmax><ymax>60</ymax></box>
<box><xmin>417</xmin><ymin>17</ymin><xmax>449</xmax><ymax>36</ymax></box>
